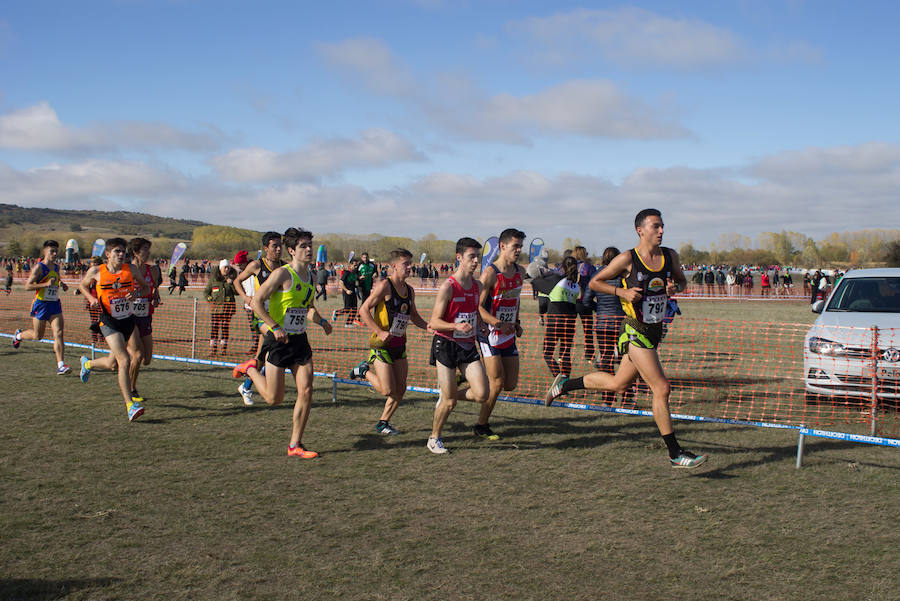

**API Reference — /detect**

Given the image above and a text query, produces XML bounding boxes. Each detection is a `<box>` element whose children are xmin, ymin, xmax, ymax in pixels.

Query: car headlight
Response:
<box><xmin>808</xmin><ymin>337</ymin><xmax>847</xmax><ymax>356</ymax></box>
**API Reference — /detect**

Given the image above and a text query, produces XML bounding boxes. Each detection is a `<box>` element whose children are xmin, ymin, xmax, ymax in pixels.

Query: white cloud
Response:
<box><xmin>0</xmin><ymin>102</ymin><xmax>226</xmax><ymax>153</ymax></box>
<box><xmin>3</xmin><ymin>142</ymin><xmax>895</xmax><ymax>250</ymax></box>
<box><xmin>317</xmin><ymin>38</ymin><xmax>416</xmax><ymax>97</ymax></box>
<box><xmin>319</xmin><ymin>37</ymin><xmax>688</xmax><ymax>143</ymax></box>
<box><xmin>210</xmin><ymin>128</ymin><xmax>426</xmax><ymax>182</ymax></box>
<box><xmin>507</xmin><ymin>7</ymin><xmax>821</xmax><ymax>70</ymax></box>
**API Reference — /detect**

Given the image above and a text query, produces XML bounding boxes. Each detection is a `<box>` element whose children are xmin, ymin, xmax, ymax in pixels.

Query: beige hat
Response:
<box><xmin>219</xmin><ymin>259</ymin><xmax>230</xmax><ymax>270</ymax></box>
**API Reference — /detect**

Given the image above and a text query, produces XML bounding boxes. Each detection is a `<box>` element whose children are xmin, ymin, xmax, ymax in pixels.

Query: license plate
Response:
<box><xmin>877</xmin><ymin>366</ymin><xmax>900</xmax><ymax>380</ymax></box>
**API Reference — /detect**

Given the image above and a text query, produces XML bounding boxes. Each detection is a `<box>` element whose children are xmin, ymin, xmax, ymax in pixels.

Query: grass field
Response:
<box><xmin>2</xmin><ymin>287</ymin><xmax>900</xmax><ymax>600</ymax></box>
<box><xmin>2</xmin><ymin>344</ymin><xmax>899</xmax><ymax>601</ymax></box>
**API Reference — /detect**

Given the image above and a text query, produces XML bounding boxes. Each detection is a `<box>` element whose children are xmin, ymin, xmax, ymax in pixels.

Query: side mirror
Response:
<box><xmin>811</xmin><ymin>300</ymin><xmax>824</xmax><ymax>314</ymax></box>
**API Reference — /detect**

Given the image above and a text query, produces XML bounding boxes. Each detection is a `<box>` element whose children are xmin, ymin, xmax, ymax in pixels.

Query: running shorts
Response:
<box><xmin>30</xmin><ymin>299</ymin><xmax>62</xmax><ymax>321</ymax></box>
<box><xmin>96</xmin><ymin>313</ymin><xmax>135</xmax><ymax>340</ymax></box>
<box><xmin>429</xmin><ymin>335</ymin><xmax>480</xmax><ymax>369</ymax></box>
<box><xmin>617</xmin><ymin>317</ymin><xmax>663</xmax><ymax>355</ymax></box>
<box><xmin>134</xmin><ymin>315</ymin><xmax>153</xmax><ymax>337</ymax></box>
<box><xmin>477</xmin><ymin>337</ymin><xmax>518</xmax><ymax>358</ymax></box>
<box><xmin>368</xmin><ymin>345</ymin><xmax>407</xmax><ymax>365</ymax></box>
<box><xmin>260</xmin><ymin>331</ymin><xmax>312</xmax><ymax>369</ymax></box>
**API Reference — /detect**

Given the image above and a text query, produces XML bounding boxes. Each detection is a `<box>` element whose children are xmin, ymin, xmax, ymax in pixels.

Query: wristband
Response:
<box><xmin>271</xmin><ymin>325</ymin><xmax>281</xmax><ymax>331</ymax></box>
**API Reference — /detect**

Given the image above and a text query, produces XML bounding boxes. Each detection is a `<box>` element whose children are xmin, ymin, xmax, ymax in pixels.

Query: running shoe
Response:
<box><xmin>12</xmin><ymin>329</ymin><xmax>21</xmax><ymax>349</ymax></box>
<box><xmin>376</xmin><ymin>421</ymin><xmax>400</xmax><ymax>435</ymax></box>
<box><xmin>544</xmin><ymin>373</ymin><xmax>568</xmax><ymax>406</ymax></box>
<box><xmin>473</xmin><ymin>424</ymin><xmax>500</xmax><ymax>441</ymax></box>
<box><xmin>349</xmin><ymin>361</ymin><xmax>369</xmax><ymax>380</ymax></box>
<box><xmin>238</xmin><ymin>383</ymin><xmax>254</xmax><ymax>406</ymax></box>
<box><xmin>79</xmin><ymin>356</ymin><xmax>91</xmax><ymax>383</ymax></box>
<box><xmin>426</xmin><ymin>437</ymin><xmax>449</xmax><ymax>454</ymax></box>
<box><xmin>126</xmin><ymin>400</ymin><xmax>145</xmax><ymax>421</ymax></box>
<box><xmin>287</xmin><ymin>445</ymin><xmax>319</xmax><ymax>459</ymax></box>
<box><xmin>131</xmin><ymin>390</ymin><xmax>144</xmax><ymax>402</ymax></box>
<box><xmin>57</xmin><ymin>364</ymin><xmax>71</xmax><ymax>375</ymax></box>
<box><xmin>670</xmin><ymin>451</ymin><xmax>709</xmax><ymax>469</ymax></box>
<box><xmin>232</xmin><ymin>358</ymin><xmax>256</xmax><ymax>379</ymax></box>
<box><xmin>331</xmin><ymin>310</ymin><xmax>337</xmax><ymax>321</ymax></box>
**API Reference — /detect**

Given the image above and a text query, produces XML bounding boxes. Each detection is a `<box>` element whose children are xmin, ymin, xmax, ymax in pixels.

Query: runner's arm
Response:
<box><xmin>23</xmin><ymin>267</ymin><xmax>46</xmax><ymax>291</ymax></box>
<box><xmin>78</xmin><ymin>266</ymin><xmax>101</xmax><ymax>305</ymax></box>
<box><xmin>129</xmin><ymin>264</ymin><xmax>151</xmax><ymax>297</ymax></box>
<box><xmin>591</xmin><ymin>252</ymin><xmax>641</xmax><ymax>303</ymax></box>
<box><xmin>357</xmin><ymin>279</ymin><xmax>390</xmax><ymax>340</ymax></box>
<box><xmin>428</xmin><ymin>279</ymin><xmax>468</xmax><ymax>334</ymax></box>
<box><xmin>477</xmin><ymin>267</ymin><xmax>501</xmax><ymax>327</ymax></box>
<box><xmin>251</xmin><ymin>267</ymin><xmax>289</xmax><ymax>342</ymax></box>
<box><xmin>306</xmin><ymin>299</ymin><xmax>333</xmax><ymax>336</ymax></box>
<box><xmin>233</xmin><ymin>261</ymin><xmax>259</xmax><ymax>306</ymax></box>
<box><xmin>667</xmin><ymin>250</ymin><xmax>688</xmax><ymax>295</ymax></box>
<box><xmin>408</xmin><ymin>287</ymin><xmax>428</xmax><ymax>330</ymax></box>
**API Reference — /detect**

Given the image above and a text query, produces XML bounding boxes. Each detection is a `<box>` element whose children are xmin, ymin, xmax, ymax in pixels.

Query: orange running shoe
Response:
<box><xmin>232</xmin><ymin>358</ymin><xmax>257</xmax><ymax>379</ymax></box>
<box><xmin>287</xmin><ymin>445</ymin><xmax>319</xmax><ymax>459</ymax></box>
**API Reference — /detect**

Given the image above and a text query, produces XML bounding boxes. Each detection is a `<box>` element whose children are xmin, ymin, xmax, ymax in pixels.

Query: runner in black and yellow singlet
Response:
<box><xmin>544</xmin><ymin>209</ymin><xmax>708</xmax><ymax>469</ymax></box>
<box><xmin>351</xmin><ymin>249</ymin><xmax>428</xmax><ymax>435</ymax></box>
<box><xmin>232</xmin><ymin>227</ymin><xmax>333</xmax><ymax>458</ymax></box>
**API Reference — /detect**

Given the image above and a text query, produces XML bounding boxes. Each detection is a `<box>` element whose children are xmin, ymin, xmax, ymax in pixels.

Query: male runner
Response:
<box><xmin>544</xmin><ymin>209</ymin><xmax>708</xmax><ymax>469</ymax></box>
<box><xmin>357</xmin><ymin>251</ymin><xmax>376</xmax><ymax>303</ymax></box>
<box><xmin>13</xmin><ymin>240</ymin><xmax>71</xmax><ymax>374</ymax></box>
<box><xmin>350</xmin><ymin>248</ymin><xmax>429</xmax><ymax>435</ymax></box>
<box><xmin>234</xmin><ymin>232</ymin><xmax>284</xmax><ymax>404</ymax></box>
<box><xmin>232</xmin><ymin>227</ymin><xmax>332</xmax><ymax>457</ymax></box>
<box><xmin>78</xmin><ymin>238</ymin><xmax>152</xmax><ymax>421</ymax></box>
<box><xmin>475</xmin><ymin>228</ymin><xmax>526</xmax><ymax>441</ymax></box>
<box><xmin>334</xmin><ymin>259</ymin><xmax>360</xmax><ymax>326</ymax></box>
<box><xmin>126</xmin><ymin>237</ymin><xmax>161</xmax><ymax>403</ymax></box>
<box><xmin>427</xmin><ymin>237</ymin><xmax>489</xmax><ymax>454</ymax></box>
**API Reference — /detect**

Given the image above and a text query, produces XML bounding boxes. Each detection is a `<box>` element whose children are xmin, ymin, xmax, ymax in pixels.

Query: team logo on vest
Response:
<box><xmin>401</xmin><ymin>303</ymin><xmax>409</xmax><ymax>313</ymax></box>
<box><xmin>647</xmin><ymin>277</ymin><xmax>665</xmax><ymax>292</ymax></box>
<box><xmin>112</xmin><ymin>279</ymin><xmax>122</xmax><ymax>289</ymax></box>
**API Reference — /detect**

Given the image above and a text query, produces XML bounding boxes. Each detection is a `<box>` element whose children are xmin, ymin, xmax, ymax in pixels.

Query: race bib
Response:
<box><xmin>43</xmin><ymin>285</ymin><xmax>59</xmax><ymax>301</ymax></box>
<box><xmin>282</xmin><ymin>307</ymin><xmax>307</xmax><ymax>334</ymax></box>
<box><xmin>453</xmin><ymin>311</ymin><xmax>476</xmax><ymax>339</ymax></box>
<box><xmin>110</xmin><ymin>297</ymin><xmax>131</xmax><ymax>319</ymax></box>
<box><xmin>642</xmin><ymin>294</ymin><xmax>667</xmax><ymax>324</ymax></box>
<box><xmin>496</xmin><ymin>305</ymin><xmax>517</xmax><ymax>324</ymax></box>
<box><xmin>389</xmin><ymin>313</ymin><xmax>410</xmax><ymax>338</ymax></box>
<box><xmin>132</xmin><ymin>298</ymin><xmax>149</xmax><ymax>317</ymax></box>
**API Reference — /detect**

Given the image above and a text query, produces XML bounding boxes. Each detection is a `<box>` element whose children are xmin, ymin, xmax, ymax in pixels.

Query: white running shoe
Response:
<box><xmin>427</xmin><ymin>437</ymin><xmax>449</xmax><ymax>454</ymax></box>
<box><xmin>238</xmin><ymin>384</ymin><xmax>254</xmax><ymax>406</ymax></box>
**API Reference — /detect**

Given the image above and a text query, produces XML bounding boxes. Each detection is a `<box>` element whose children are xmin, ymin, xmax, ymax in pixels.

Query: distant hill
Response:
<box><xmin>0</xmin><ymin>204</ymin><xmax>206</xmax><ymax>239</ymax></box>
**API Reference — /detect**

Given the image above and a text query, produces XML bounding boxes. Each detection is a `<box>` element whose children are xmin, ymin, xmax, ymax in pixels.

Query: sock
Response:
<box><xmin>560</xmin><ymin>377</ymin><xmax>584</xmax><ymax>394</ymax></box>
<box><xmin>15</xmin><ymin>332</ymin><xmax>21</xmax><ymax>341</ymax></box>
<box><xmin>662</xmin><ymin>433</ymin><xmax>682</xmax><ymax>459</ymax></box>
<box><xmin>85</xmin><ymin>360</ymin><xmax>92</xmax><ymax>370</ymax></box>
<box><xmin>58</xmin><ymin>361</ymin><xmax>65</xmax><ymax>369</ymax></box>
<box><xmin>241</xmin><ymin>378</ymin><xmax>252</xmax><ymax>391</ymax></box>
<box><xmin>288</xmin><ymin>443</ymin><xmax>297</xmax><ymax>449</ymax></box>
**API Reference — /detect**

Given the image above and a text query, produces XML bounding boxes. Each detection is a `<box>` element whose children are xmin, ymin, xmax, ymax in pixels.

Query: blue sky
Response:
<box><xmin>1</xmin><ymin>1</ymin><xmax>898</xmax><ymax>255</ymax></box>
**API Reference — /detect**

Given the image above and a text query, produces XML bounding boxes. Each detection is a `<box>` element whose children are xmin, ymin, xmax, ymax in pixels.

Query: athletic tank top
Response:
<box><xmin>435</xmin><ymin>276</ymin><xmax>479</xmax><ymax>341</ymax></box>
<box><xmin>370</xmin><ymin>279</ymin><xmax>411</xmax><ymax>349</ymax></box>
<box><xmin>97</xmin><ymin>264</ymin><xmax>135</xmax><ymax>318</ymax></box>
<box><xmin>131</xmin><ymin>264</ymin><xmax>156</xmax><ymax>317</ymax></box>
<box><xmin>484</xmin><ymin>264</ymin><xmax>522</xmax><ymax>348</ymax></box>
<box><xmin>268</xmin><ymin>265</ymin><xmax>315</xmax><ymax>335</ymax></box>
<box><xmin>621</xmin><ymin>247</ymin><xmax>673</xmax><ymax>324</ymax></box>
<box><xmin>34</xmin><ymin>262</ymin><xmax>61</xmax><ymax>302</ymax></box>
<box><xmin>253</xmin><ymin>258</ymin><xmax>282</xmax><ymax>311</ymax></box>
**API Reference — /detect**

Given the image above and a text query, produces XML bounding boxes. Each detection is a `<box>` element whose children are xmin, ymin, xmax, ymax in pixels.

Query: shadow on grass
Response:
<box><xmin>0</xmin><ymin>577</ymin><xmax>119</xmax><ymax>601</ymax></box>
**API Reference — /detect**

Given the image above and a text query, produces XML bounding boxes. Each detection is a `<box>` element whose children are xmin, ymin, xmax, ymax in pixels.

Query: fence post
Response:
<box><xmin>332</xmin><ymin>376</ymin><xmax>338</xmax><ymax>403</ymax></box>
<box><xmin>191</xmin><ymin>297</ymin><xmax>198</xmax><ymax>360</ymax></box>
<box><xmin>795</xmin><ymin>427</ymin><xmax>806</xmax><ymax>469</ymax></box>
<box><xmin>870</xmin><ymin>325</ymin><xmax>879</xmax><ymax>436</ymax></box>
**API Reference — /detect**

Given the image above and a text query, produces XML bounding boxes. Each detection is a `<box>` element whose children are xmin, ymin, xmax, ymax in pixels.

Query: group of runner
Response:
<box><xmin>11</xmin><ymin>210</ymin><xmax>707</xmax><ymax>468</ymax></box>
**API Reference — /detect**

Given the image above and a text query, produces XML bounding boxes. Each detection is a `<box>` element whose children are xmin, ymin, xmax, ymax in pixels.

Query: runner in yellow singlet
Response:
<box><xmin>232</xmin><ymin>228</ymin><xmax>333</xmax><ymax>458</ymax></box>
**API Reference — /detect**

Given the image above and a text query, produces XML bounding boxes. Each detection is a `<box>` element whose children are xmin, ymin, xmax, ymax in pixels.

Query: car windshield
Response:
<box><xmin>827</xmin><ymin>276</ymin><xmax>900</xmax><ymax>313</ymax></box>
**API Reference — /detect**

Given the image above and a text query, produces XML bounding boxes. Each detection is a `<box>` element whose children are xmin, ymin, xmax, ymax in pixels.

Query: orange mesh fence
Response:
<box><xmin>3</xmin><ymin>287</ymin><xmax>898</xmax><ymax>442</ymax></box>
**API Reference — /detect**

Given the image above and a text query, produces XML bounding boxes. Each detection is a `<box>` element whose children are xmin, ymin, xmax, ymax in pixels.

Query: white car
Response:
<box><xmin>803</xmin><ymin>269</ymin><xmax>900</xmax><ymax>405</ymax></box>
